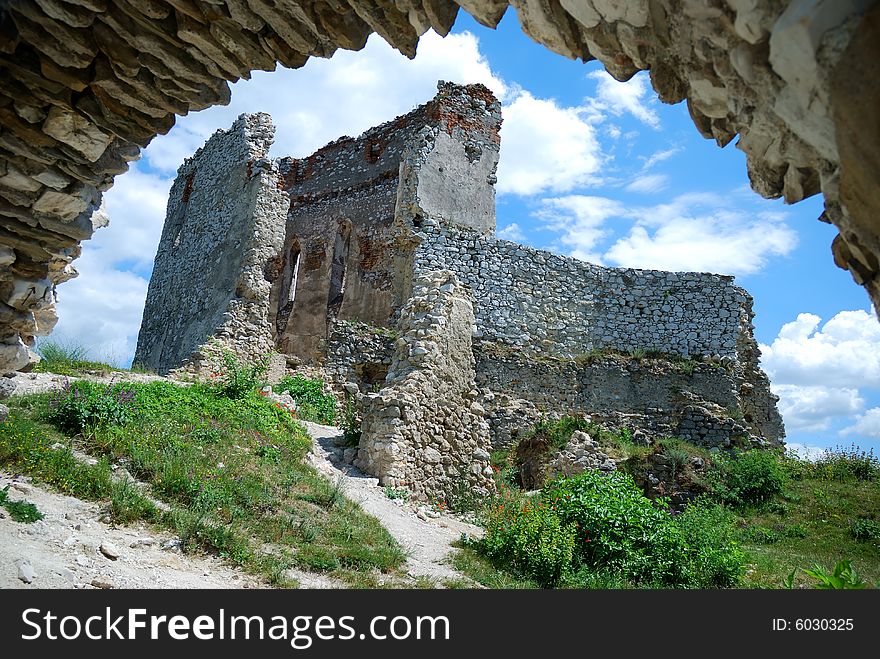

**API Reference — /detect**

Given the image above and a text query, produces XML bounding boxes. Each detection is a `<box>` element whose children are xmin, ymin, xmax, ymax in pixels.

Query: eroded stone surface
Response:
<box><xmin>355</xmin><ymin>271</ymin><xmax>496</xmax><ymax>502</ymax></box>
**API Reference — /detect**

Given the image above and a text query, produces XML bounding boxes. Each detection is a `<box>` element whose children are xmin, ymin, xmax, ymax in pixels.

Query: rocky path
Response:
<box><xmin>300</xmin><ymin>421</ymin><xmax>482</xmax><ymax>585</ymax></box>
<box><xmin>0</xmin><ymin>473</ymin><xmax>262</xmax><ymax>590</ymax></box>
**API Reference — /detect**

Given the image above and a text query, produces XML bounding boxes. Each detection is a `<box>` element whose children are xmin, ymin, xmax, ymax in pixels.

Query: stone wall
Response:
<box><xmin>475</xmin><ymin>347</ymin><xmax>783</xmax><ymax>451</ymax></box>
<box><xmin>324</xmin><ymin>319</ymin><xmax>395</xmax><ymax>392</ymax></box>
<box><xmin>270</xmin><ymin>81</ymin><xmax>500</xmax><ymax>363</ymax></box>
<box><xmin>356</xmin><ymin>271</ymin><xmax>495</xmax><ymax>502</ymax></box>
<box><xmin>414</xmin><ymin>224</ymin><xmax>749</xmax><ymax>360</ymax></box>
<box><xmin>134</xmin><ymin>113</ymin><xmax>287</xmax><ymax>374</ymax></box>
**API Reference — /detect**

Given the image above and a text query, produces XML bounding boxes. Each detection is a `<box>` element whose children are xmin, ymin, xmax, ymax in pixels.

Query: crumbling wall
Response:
<box><xmin>356</xmin><ymin>271</ymin><xmax>495</xmax><ymax>502</ymax></box>
<box><xmin>415</xmin><ymin>224</ymin><xmax>749</xmax><ymax>360</ymax></box>
<box><xmin>1</xmin><ymin>2</ymin><xmax>880</xmax><ymax>371</ymax></box>
<box><xmin>271</xmin><ymin>81</ymin><xmax>500</xmax><ymax>363</ymax></box>
<box><xmin>134</xmin><ymin>113</ymin><xmax>287</xmax><ymax>374</ymax></box>
<box><xmin>476</xmin><ymin>348</ymin><xmax>783</xmax><ymax>451</ymax></box>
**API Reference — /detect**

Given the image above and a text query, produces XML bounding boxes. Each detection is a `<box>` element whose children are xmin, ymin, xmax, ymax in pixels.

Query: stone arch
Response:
<box><xmin>0</xmin><ymin>1</ymin><xmax>878</xmax><ymax>370</ymax></box>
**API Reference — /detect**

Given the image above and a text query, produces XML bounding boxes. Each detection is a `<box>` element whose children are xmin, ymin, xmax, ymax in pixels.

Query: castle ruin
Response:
<box><xmin>134</xmin><ymin>82</ymin><xmax>783</xmax><ymax>501</ymax></box>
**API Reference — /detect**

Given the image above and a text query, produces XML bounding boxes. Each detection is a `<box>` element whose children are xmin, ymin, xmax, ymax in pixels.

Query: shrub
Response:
<box><xmin>813</xmin><ymin>445</ymin><xmax>879</xmax><ymax>482</ymax></box>
<box><xmin>0</xmin><ymin>485</ymin><xmax>44</xmax><ymax>523</ymax></box>
<box><xmin>850</xmin><ymin>518</ymin><xmax>880</xmax><ymax>542</ymax></box>
<box><xmin>481</xmin><ymin>493</ymin><xmax>577</xmax><ymax>588</ymax></box>
<box><xmin>214</xmin><ymin>352</ymin><xmax>268</xmax><ymax>399</ymax></box>
<box><xmin>544</xmin><ymin>471</ymin><xmax>685</xmax><ymax>586</ymax></box>
<box><xmin>673</xmin><ymin>499</ymin><xmax>745</xmax><ymax>588</ymax></box>
<box><xmin>277</xmin><ymin>375</ymin><xmax>336</xmax><ymax>425</ymax></box>
<box><xmin>47</xmin><ymin>380</ymin><xmax>137</xmax><ymax>434</ymax></box>
<box><xmin>526</xmin><ymin>415</ymin><xmax>593</xmax><ymax>451</ymax></box>
<box><xmin>340</xmin><ymin>390</ymin><xmax>360</xmax><ymax>446</ymax></box>
<box><xmin>708</xmin><ymin>449</ymin><xmax>786</xmax><ymax>507</ymax></box>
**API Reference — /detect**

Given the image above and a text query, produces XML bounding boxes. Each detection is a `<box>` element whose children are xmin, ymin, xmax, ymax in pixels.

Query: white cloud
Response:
<box><xmin>91</xmin><ymin>165</ymin><xmax>171</xmax><ymax>272</ymax></box>
<box><xmin>625</xmin><ymin>173</ymin><xmax>669</xmax><ymax>194</ymax></box>
<box><xmin>497</xmin><ymin>222</ymin><xmax>526</xmax><ymax>242</ymax></box>
<box><xmin>52</xmin><ymin>250</ymin><xmax>150</xmax><ymax>367</ymax></box>
<box><xmin>48</xmin><ymin>163</ymin><xmax>171</xmax><ymax>366</ymax></box>
<box><xmin>760</xmin><ymin>310</ymin><xmax>880</xmax><ymax>388</ymax></box>
<box><xmin>604</xmin><ymin>193</ymin><xmax>797</xmax><ymax>275</ymax></box>
<box><xmin>496</xmin><ymin>91</ymin><xmax>602</xmax><ymax>196</ymax></box>
<box><xmin>536</xmin><ymin>196</ymin><xmax>624</xmax><ymax>263</ymax></box>
<box><xmin>639</xmin><ymin>147</ymin><xmax>680</xmax><ymax>170</ymax></box>
<box><xmin>538</xmin><ymin>191</ymin><xmax>797</xmax><ymax>275</ymax></box>
<box><xmin>785</xmin><ymin>443</ymin><xmax>827</xmax><ymax>461</ymax></box>
<box><xmin>771</xmin><ymin>384</ymin><xmax>864</xmax><ymax>432</ymax></box>
<box><xmin>840</xmin><ymin>408</ymin><xmax>880</xmax><ymax>438</ymax></box>
<box><xmin>585</xmin><ymin>71</ymin><xmax>660</xmax><ymax>129</ymax></box>
<box><xmin>144</xmin><ymin>31</ymin><xmax>507</xmax><ymax>172</ymax></box>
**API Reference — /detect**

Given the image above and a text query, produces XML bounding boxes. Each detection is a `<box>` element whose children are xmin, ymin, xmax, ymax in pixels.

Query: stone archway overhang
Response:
<box><xmin>0</xmin><ymin>0</ymin><xmax>878</xmax><ymax>371</ymax></box>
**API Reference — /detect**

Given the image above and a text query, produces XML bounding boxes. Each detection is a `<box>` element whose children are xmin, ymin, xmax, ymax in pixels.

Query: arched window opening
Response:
<box><xmin>327</xmin><ymin>227</ymin><xmax>350</xmax><ymax>317</ymax></box>
<box><xmin>276</xmin><ymin>242</ymin><xmax>301</xmax><ymax>337</ymax></box>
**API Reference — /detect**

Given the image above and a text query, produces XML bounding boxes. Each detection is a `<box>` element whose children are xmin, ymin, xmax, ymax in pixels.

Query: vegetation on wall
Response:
<box><xmin>277</xmin><ymin>375</ymin><xmax>337</xmax><ymax>425</ymax></box>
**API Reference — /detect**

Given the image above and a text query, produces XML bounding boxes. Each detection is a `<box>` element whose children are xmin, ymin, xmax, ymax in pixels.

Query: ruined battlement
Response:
<box><xmin>135</xmin><ymin>82</ymin><xmax>784</xmax><ymax>500</ymax></box>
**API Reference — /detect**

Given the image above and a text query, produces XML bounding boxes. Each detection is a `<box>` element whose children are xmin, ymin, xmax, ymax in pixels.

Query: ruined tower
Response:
<box><xmin>135</xmin><ymin>82</ymin><xmax>784</xmax><ymax>501</ymax></box>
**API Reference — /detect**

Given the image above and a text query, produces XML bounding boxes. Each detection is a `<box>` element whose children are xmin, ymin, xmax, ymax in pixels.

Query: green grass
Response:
<box><xmin>0</xmin><ymin>379</ymin><xmax>405</xmax><ymax>587</ymax></box>
<box><xmin>0</xmin><ymin>485</ymin><xmax>44</xmax><ymax>523</ymax></box>
<box><xmin>33</xmin><ymin>340</ymin><xmax>120</xmax><ymax>376</ymax></box>
<box><xmin>738</xmin><ymin>459</ymin><xmax>880</xmax><ymax>588</ymax></box>
<box><xmin>451</xmin><ymin>438</ymin><xmax>880</xmax><ymax>589</ymax></box>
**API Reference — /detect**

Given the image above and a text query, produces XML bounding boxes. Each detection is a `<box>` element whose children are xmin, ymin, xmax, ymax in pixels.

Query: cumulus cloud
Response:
<box><xmin>51</xmin><ymin>250</ymin><xmax>150</xmax><ymax>367</ymax></box>
<box><xmin>497</xmin><ymin>222</ymin><xmax>526</xmax><ymax>242</ymax></box>
<box><xmin>625</xmin><ymin>173</ymin><xmax>669</xmax><ymax>194</ymax></box>
<box><xmin>585</xmin><ymin>71</ymin><xmax>660</xmax><ymax>129</ymax></box>
<box><xmin>89</xmin><ymin>165</ymin><xmax>171</xmax><ymax>273</ymax></box>
<box><xmin>760</xmin><ymin>310</ymin><xmax>880</xmax><ymax>388</ymax></box>
<box><xmin>49</xmin><ymin>163</ymin><xmax>171</xmax><ymax>366</ymax></box>
<box><xmin>538</xmin><ymin>191</ymin><xmax>797</xmax><ymax>275</ymax></box>
<box><xmin>145</xmin><ymin>31</ymin><xmax>507</xmax><ymax>172</ymax></box>
<box><xmin>536</xmin><ymin>196</ymin><xmax>624</xmax><ymax>263</ymax></box>
<box><xmin>771</xmin><ymin>384</ymin><xmax>865</xmax><ymax>433</ymax></box>
<box><xmin>604</xmin><ymin>193</ymin><xmax>797</xmax><ymax>275</ymax></box>
<box><xmin>840</xmin><ymin>408</ymin><xmax>880</xmax><ymax>438</ymax></box>
<box><xmin>496</xmin><ymin>91</ymin><xmax>602</xmax><ymax>196</ymax></box>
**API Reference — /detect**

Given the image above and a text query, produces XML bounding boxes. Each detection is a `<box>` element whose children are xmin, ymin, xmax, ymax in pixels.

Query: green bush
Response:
<box><xmin>481</xmin><ymin>492</ymin><xmax>577</xmax><ymax>588</ymax></box>
<box><xmin>214</xmin><ymin>352</ymin><xmax>268</xmax><ymax>400</ymax></box>
<box><xmin>544</xmin><ymin>471</ymin><xmax>685</xmax><ymax>585</ymax></box>
<box><xmin>474</xmin><ymin>472</ymin><xmax>748</xmax><ymax>589</ymax></box>
<box><xmin>813</xmin><ymin>445</ymin><xmax>879</xmax><ymax>482</ymax></box>
<box><xmin>708</xmin><ymin>449</ymin><xmax>786</xmax><ymax>507</ymax></box>
<box><xmin>277</xmin><ymin>375</ymin><xmax>336</xmax><ymax>425</ymax></box>
<box><xmin>851</xmin><ymin>518</ymin><xmax>880</xmax><ymax>542</ymax></box>
<box><xmin>46</xmin><ymin>380</ymin><xmax>137</xmax><ymax>434</ymax></box>
<box><xmin>0</xmin><ymin>485</ymin><xmax>44</xmax><ymax>523</ymax></box>
<box><xmin>673</xmin><ymin>499</ymin><xmax>745</xmax><ymax>588</ymax></box>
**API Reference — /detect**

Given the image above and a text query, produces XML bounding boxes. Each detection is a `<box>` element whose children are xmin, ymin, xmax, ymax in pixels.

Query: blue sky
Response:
<box><xmin>51</xmin><ymin>10</ymin><xmax>880</xmax><ymax>456</ymax></box>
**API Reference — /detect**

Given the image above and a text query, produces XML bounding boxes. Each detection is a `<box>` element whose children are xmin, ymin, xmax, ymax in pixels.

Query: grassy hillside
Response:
<box><xmin>451</xmin><ymin>418</ymin><xmax>879</xmax><ymax>589</ymax></box>
<box><xmin>0</xmin><ymin>369</ymin><xmax>405</xmax><ymax>587</ymax></box>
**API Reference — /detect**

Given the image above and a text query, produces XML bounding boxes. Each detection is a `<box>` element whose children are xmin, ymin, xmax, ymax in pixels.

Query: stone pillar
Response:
<box><xmin>356</xmin><ymin>270</ymin><xmax>495</xmax><ymax>502</ymax></box>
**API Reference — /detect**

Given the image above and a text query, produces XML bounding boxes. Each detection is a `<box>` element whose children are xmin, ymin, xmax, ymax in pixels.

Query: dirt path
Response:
<box><xmin>0</xmin><ymin>473</ymin><xmax>263</xmax><ymax>590</ymax></box>
<box><xmin>301</xmin><ymin>421</ymin><xmax>482</xmax><ymax>585</ymax></box>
